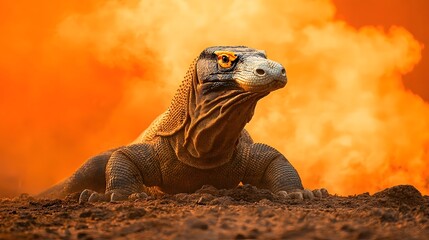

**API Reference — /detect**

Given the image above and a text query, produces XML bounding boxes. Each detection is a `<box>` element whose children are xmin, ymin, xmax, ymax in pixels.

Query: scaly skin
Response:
<box><xmin>39</xmin><ymin>46</ymin><xmax>327</xmax><ymax>202</ymax></box>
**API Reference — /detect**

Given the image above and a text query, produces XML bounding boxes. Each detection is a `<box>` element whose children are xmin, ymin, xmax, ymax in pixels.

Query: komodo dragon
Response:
<box><xmin>39</xmin><ymin>46</ymin><xmax>327</xmax><ymax>202</ymax></box>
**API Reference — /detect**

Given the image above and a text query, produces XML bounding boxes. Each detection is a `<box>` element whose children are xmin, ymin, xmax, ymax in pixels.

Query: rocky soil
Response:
<box><xmin>0</xmin><ymin>184</ymin><xmax>428</xmax><ymax>239</ymax></box>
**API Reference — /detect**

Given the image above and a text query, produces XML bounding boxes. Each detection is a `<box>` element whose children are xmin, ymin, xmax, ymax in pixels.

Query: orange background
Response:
<box><xmin>333</xmin><ymin>0</ymin><xmax>429</xmax><ymax>101</ymax></box>
<box><xmin>0</xmin><ymin>0</ymin><xmax>428</xmax><ymax>197</ymax></box>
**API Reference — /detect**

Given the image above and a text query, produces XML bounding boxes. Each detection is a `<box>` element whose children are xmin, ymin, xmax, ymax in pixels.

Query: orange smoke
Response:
<box><xmin>333</xmin><ymin>0</ymin><xmax>429</xmax><ymax>102</ymax></box>
<box><xmin>0</xmin><ymin>0</ymin><xmax>427</xmax><ymax>196</ymax></box>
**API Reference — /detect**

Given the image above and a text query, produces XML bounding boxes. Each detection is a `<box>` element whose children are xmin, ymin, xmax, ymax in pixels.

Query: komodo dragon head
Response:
<box><xmin>155</xmin><ymin>46</ymin><xmax>287</xmax><ymax>168</ymax></box>
<box><xmin>196</xmin><ymin>46</ymin><xmax>287</xmax><ymax>93</ymax></box>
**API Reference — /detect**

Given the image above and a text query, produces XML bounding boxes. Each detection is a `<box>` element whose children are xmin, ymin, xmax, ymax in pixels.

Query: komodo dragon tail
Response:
<box><xmin>37</xmin><ymin>147</ymin><xmax>121</xmax><ymax>199</ymax></box>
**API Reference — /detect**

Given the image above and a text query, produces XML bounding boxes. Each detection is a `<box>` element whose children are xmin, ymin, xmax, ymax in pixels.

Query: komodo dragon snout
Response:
<box><xmin>38</xmin><ymin>46</ymin><xmax>328</xmax><ymax>202</ymax></box>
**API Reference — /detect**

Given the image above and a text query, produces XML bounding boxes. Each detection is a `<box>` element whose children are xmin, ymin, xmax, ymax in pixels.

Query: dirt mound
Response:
<box><xmin>0</xmin><ymin>185</ymin><xmax>428</xmax><ymax>239</ymax></box>
<box><xmin>373</xmin><ymin>185</ymin><xmax>425</xmax><ymax>207</ymax></box>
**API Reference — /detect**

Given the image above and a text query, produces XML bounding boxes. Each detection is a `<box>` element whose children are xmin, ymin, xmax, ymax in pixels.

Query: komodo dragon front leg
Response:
<box><xmin>79</xmin><ymin>144</ymin><xmax>162</xmax><ymax>202</ymax></box>
<box><xmin>242</xmin><ymin>143</ymin><xmax>327</xmax><ymax>199</ymax></box>
<box><xmin>243</xmin><ymin>143</ymin><xmax>303</xmax><ymax>193</ymax></box>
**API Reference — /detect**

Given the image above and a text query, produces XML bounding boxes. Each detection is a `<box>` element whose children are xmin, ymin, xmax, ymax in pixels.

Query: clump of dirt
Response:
<box><xmin>0</xmin><ymin>184</ymin><xmax>428</xmax><ymax>239</ymax></box>
<box><xmin>196</xmin><ymin>184</ymin><xmax>276</xmax><ymax>202</ymax></box>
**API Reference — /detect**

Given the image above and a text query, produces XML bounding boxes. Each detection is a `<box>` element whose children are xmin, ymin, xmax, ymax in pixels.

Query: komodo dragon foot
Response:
<box><xmin>78</xmin><ymin>188</ymin><xmax>329</xmax><ymax>203</ymax></box>
<box><xmin>277</xmin><ymin>188</ymin><xmax>329</xmax><ymax>201</ymax></box>
<box><xmin>79</xmin><ymin>189</ymin><xmax>149</xmax><ymax>203</ymax></box>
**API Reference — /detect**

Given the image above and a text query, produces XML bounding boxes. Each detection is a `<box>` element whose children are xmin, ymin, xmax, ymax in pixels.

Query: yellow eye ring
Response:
<box><xmin>214</xmin><ymin>51</ymin><xmax>237</xmax><ymax>68</ymax></box>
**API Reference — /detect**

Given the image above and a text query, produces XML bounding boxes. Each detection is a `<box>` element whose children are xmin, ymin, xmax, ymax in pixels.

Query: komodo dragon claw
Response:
<box><xmin>277</xmin><ymin>188</ymin><xmax>329</xmax><ymax>201</ymax></box>
<box><xmin>79</xmin><ymin>189</ymin><xmax>108</xmax><ymax>203</ymax></box>
<box><xmin>79</xmin><ymin>189</ymin><xmax>147</xmax><ymax>203</ymax></box>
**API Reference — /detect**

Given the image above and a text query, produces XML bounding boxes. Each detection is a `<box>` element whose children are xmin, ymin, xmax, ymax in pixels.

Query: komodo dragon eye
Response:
<box><xmin>214</xmin><ymin>51</ymin><xmax>238</xmax><ymax>68</ymax></box>
<box><xmin>222</xmin><ymin>55</ymin><xmax>229</xmax><ymax>63</ymax></box>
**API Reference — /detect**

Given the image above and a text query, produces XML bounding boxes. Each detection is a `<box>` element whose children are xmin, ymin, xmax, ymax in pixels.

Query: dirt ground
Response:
<box><xmin>0</xmin><ymin>184</ymin><xmax>428</xmax><ymax>240</ymax></box>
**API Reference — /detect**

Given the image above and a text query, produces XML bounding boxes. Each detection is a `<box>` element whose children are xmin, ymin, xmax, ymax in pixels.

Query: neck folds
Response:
<box><xmin>172</xmin><ymin>90</ymin><xmax>266</xmax><ymax>169</ymax></box>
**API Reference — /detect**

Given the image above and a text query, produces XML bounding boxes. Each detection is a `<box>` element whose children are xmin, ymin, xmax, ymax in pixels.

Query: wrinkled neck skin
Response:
<box><xmin>171</xmin><ymin>86</ymin><xmax>268</xmax><ymax>169</ymax></box>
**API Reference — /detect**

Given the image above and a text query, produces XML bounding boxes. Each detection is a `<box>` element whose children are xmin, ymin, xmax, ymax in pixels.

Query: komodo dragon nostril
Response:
<box><xmin>255</xmin><ymin>68</ymin><xmax>266</xmax><ymax>76</ymax></box>
<box><xmin>281</xmin><ymin>68</ymin><xmax>286</xmax><ymax>76</ymax></box>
